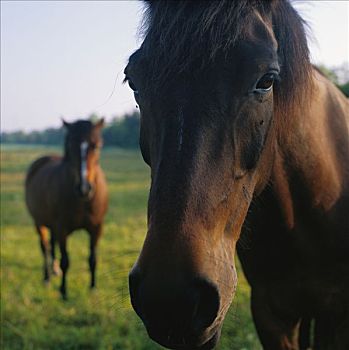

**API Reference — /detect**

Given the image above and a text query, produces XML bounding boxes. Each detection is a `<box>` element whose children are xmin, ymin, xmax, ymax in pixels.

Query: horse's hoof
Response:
<box><xmin>44</xmin><ymin>279</ymin><xmax>50</xmax><ymax>287</ymax></box>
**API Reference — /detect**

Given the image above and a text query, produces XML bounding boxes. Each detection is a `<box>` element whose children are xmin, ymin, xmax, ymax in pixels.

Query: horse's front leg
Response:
<box><xmin>58</xmin><ymin>233</ymin><xmax>69</xmax><ymax>300</ymax></box>
<box><xmin>251</xmin><ymin>286</ymin><xmax>302</xmax><ymax>350</ymax></box>
<box><xmin>36</xmin><ymin>224</ymin><xmax>50</xmax><ymax>284</ymax></box>
<box><xmin>87</xmin><ymin>224</ymin><xmax>102</xmax><ymax>289</ymax></box>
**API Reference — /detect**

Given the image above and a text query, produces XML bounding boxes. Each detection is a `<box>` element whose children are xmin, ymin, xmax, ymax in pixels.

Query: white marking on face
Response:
<box><xmin>80</xmin><ymin>141</ymin><xmax>89</xmax><ymax>194</ymax></box>
<box><xmin>178</xmin><ymin>107</ymin><xmax>184</xmax><ymax>152</ymax></box>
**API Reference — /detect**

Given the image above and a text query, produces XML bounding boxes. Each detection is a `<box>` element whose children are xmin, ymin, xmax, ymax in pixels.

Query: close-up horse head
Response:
<box><xmin>125</xmin><ymin>1</ymin><xmax>315</xmax><ymax>348</ymax></box>
<box><xmin>121</xmin><ymin>0</ymin><xmax>348</xmax><ymax>349</ymax></box>
<box><xmin>63</xmin><ymin>118</ymin><xmax>104</xmax><ymax>198</ymax></box>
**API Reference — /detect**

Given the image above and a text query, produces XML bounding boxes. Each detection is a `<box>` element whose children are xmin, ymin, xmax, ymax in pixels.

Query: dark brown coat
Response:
<box><xmin>25</xmin><ymin>119</ymin><xmax>108</xmax><ymax>299</ymax></box>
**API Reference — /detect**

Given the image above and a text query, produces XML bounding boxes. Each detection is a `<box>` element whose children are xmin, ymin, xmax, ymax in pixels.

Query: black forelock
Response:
<box><xmin>140</xmin><ymin>0</ymin><xmax>260</xmax><ymax>85</ymax></box>
<box><xmin>68</xmin><ymin>120</ymin><xmax>93</xmax><ymax>138</ymax></box>
<box><xmin>63</xmin><ymin>120</ymin><xmax>94</xmax><ymax>160</ymax></box>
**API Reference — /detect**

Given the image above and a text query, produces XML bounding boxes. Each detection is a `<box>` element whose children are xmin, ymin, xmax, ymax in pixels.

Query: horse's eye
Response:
<box><xmin>255</xmin><ymin>73</ymin><xmax>277</xmax><ymax>92</ymax></box>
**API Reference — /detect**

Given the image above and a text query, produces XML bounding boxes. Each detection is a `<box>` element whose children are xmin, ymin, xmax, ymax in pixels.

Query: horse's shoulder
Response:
<box><xmin>26</xmin><ymin>155</ymin><xmax>62</xmax><ymax>185</ymax></box>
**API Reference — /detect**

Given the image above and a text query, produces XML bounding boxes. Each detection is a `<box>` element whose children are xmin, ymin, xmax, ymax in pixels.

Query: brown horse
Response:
<box><xmin>125</xmin><ymin>1</ymin><xmax>349</xmax><ymax>349</ymax></box>
<box><xmin>25</xmin><ymin>119</ymin><xmax>108</xmax><ymax>299</ymax></box>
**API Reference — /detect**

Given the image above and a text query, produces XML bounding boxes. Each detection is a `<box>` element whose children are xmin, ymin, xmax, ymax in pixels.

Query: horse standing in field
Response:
<box><xmin>125</xmin><ymin>1</ymin><xmax>349</xmax><ymax>349</ymax></box>
<box><xmin>25</xmin><ymin>119</ymin><xmax>108</xmax><ymax>299</ymax></box>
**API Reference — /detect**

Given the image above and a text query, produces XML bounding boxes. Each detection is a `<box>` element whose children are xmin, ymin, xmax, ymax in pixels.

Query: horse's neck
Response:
<box><xmin>62</xmin><ymin>158</ymin><xmax>80</xmax><ymax>184</ymax></box>
<box><xmin>273</xmin><ymin>69</ymin><xmax>349</xmax><ymax>227</ymax></box>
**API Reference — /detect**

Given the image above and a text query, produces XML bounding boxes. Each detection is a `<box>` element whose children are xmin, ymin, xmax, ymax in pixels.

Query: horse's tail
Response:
<box><xmin>25</xmin><ymin>156</ymin><xmax>59</xmax><ymax>186</ymax></box>
<box><xmin>298</xmin><ymin>316</ymin><xmax>312</xmax><ymax>350</ymax></box>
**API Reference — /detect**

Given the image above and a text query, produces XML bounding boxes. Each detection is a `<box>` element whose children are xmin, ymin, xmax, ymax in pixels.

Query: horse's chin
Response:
<box><xmin>147</xmin><ymin>326</ymin><xmax>221</xmax><ymax>350</ymax></box>
<box><xmin>194</xmin><ymin>329</ymin><xmax>221</xmax><ymax>350</ymax></box>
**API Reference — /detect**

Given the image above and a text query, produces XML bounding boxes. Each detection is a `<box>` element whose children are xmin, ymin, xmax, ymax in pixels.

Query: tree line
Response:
<box><xmin>317</xmin><ymin>64</ymin><xmax>349</xmax><ymax>97</ymax></box>
<box><xmin>1</xmin><ymin>112</ymin><xmax>141</xmax><ymax>149</ymax></box>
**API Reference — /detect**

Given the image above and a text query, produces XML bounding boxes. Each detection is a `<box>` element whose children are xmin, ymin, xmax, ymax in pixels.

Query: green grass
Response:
<box><xmin>1</xmin><ymin>145</ymin><xmax>261</xmax><ymax>350</ymax></box>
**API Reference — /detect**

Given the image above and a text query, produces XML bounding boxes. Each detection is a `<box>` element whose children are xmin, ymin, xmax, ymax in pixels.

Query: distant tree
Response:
<box><xmin>88</xmin><ymin>113</ymin><xmax>100</xmax><ymax>123</ymax></box>
<box><xmin>317</xmin><ymin>64</ymin><xmax>339</xmax><ymax>84</ymax></box>
<box><xmin>340</xmin><ymin>82</ymin><xmax>349</xmax><ymax>97</ymax></box>
<box><xmin>1</xmin><ymin>131</ymin><xmax>26</xmax><ymax>143</ymax></box>
<box><xmin>102</xmin><ymin>112</ymin><xmax>140</xmax><ymax>148</ymax></box>
<box><xmin>333</xmin><ymin>62</ymin><xmax>349</xmax><ymax>85</ymax></box>
<box><xmin>317</xmin><ymin>64</ymin><xmax>349</xmax><ymax>97</ymax></box>
<box><xmin>1</xmin><ymin>111</ymin><xmax>141</xmax><ymax>148</ymax></box>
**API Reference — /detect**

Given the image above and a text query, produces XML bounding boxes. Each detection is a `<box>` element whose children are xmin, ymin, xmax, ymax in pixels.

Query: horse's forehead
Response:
<box><xmin>71</xmin><ymin>131</ymin><xmax>91</xmax><ymax>142</ymax></box>
<box><xmin>133</xmin><ymin>9</ymin><xmax>277</xmax><ymax>78</ymax></box>
<box><xmin>248</xmin><ymin>9</ymin><xmax>277</xmax><ymax>50</ymax></box>
<box><xmin>70</xmin><ymin>125</ymin><xmax>101</xmax><ymax>142</ymax></box>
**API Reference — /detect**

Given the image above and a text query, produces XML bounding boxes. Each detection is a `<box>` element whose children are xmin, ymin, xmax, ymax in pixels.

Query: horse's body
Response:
<box><xmin>25</xmin><ymin>119</ymin><xmax>108</xmax><ymax>299</ymax></box>
<box><xmin>125</xmin><ymin>1</ymin><xmax>349</xmax><ymax>349</ymax></box>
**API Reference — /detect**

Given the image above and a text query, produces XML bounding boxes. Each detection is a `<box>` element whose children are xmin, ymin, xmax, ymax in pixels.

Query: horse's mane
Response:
<box><xmin>141</xmin><ymin>0</ymin><xmax>313</xmax><ymax>119</ymax></box>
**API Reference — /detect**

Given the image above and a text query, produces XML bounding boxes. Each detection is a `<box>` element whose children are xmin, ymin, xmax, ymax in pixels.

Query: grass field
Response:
<box><xmin>1</xmin><ymin>145</ymin><xmax>261</xmax><ymax>350</ymax></box>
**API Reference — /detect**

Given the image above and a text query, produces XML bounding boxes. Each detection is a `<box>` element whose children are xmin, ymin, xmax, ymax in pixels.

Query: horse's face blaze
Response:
<box><xmin>127</xmin><ymin>4</ymin><xmax>279</xmax><ymax>349</ymax></box>
<box><xmin>63</xmin><ymin>119</ymin><xmax>104</xmax><ymax>197</ymax></box>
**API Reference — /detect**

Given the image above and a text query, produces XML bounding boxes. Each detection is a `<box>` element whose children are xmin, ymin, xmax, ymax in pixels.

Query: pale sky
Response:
<box><xmin>1</xmin><ymin>1</ymin><xmax>348</xmax><ymax>132</ymax></box>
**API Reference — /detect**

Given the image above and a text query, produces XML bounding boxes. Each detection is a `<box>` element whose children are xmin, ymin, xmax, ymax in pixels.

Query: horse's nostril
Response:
<box><xmin>192</xmin><ymin>279</ymin><xmax>220</xmax><ymax>331</ymax></box>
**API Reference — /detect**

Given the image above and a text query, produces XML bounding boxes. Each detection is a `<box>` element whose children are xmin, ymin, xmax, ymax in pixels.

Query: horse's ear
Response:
<box><xmin>95</xmin><ymin>118</ymin><xmax>105</xmax><ymax>129</ymax></box>
<box><xmin>62</xmin><ymin>118</ymin><xmax>71</xmax><ymax>130</ymax></box>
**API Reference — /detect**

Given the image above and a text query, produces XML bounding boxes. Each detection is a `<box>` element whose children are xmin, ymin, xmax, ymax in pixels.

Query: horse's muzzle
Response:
<box><xmin>129</xmin><ymin>268</ymin><xmax>221</xmax><ymax>349</ymax></box>
<box><xmin>76</xmin><ymin>182</ymin><xmax>93</xmax><ymax>199</ymax></box>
